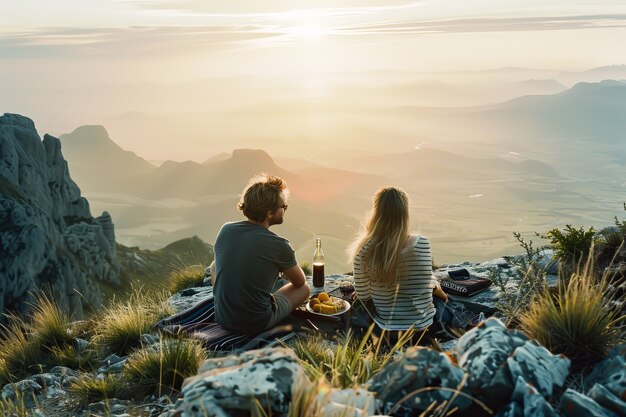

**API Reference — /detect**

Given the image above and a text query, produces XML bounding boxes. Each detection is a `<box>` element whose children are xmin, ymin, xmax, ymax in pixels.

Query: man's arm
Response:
<box><xmin>209</xmin><ymin>260</ymin><xmax>216</xmax><ymax>287</ymax></box>
<box><xmin>282</xmin><ymin>264</ymin><xmax>306</xmax><ymax>288</ymax></box>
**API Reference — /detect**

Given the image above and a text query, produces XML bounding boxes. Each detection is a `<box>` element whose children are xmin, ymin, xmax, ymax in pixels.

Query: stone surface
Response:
<box><xmin>367</xmin><ymin>346</ymin><xmax>470</xmax><ymax>413</ymax></box>
<box><xmin>0</xmin><ymin>113</ymin><xmax>121</xmax><ymax>320</ymax></box>
<box><xmin>176</xmin><ymin>347</ymin><xmax>309</xmax><ymax>417</ymax></box>
<box><xmin>315</xmin><ymin>388</ymin><xmax>376</xmax><ymax>417</ymax></box>
<box><xmin>588</xmin><ymin>383</ymin><xmax>626</xmax><ymax>417</ymax></box>
<box><xmin>493</xmin><ymin>375</ymin><xmax>558</xmax><ymax>417</ymax></box>
<box><xmin>559</xmin><ymin>388</ymin><xmax>620</xmax><ymax>417</ymax></box>
<box><xmin>456</xmin><ymin>318</ymin><xmax>569</xmax><ymax>408</ymax></box>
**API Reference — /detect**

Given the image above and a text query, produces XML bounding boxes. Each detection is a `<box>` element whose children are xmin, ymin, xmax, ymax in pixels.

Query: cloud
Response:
<box><xmin>0</xmin><ymin>25</ymin><xmax>278</xmax><ymax>58</ymax></box>
<box><xmin>339</xmin><ymin>14</ymin><xmax>626</xmax><ymax>35</ymax></box>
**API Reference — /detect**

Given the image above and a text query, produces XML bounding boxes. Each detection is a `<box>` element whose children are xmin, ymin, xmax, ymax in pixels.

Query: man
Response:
<box><xmin>210</xmin><ymin>173</ymin><xmax>311</xmax><ymax>333</ymax></box>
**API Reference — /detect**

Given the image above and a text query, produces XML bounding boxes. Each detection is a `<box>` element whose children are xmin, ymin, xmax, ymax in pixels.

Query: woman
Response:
<box><xmin>350</xmin><ymin>186</ymin><xmax>448</xmax><ymax>331</ymax></box>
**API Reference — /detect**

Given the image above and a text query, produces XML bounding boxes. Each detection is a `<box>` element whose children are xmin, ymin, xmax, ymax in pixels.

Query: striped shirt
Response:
<box><xmin>353</xmin><ymin>234</ymin><xmax>437</xmax><ymax>330</ymax></box>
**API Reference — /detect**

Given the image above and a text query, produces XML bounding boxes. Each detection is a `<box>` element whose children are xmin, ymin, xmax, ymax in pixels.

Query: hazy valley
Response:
<box><xmin>56</xmin><ymin>75</ymin><xmax>626</xmax><ymax>273</ymax></box>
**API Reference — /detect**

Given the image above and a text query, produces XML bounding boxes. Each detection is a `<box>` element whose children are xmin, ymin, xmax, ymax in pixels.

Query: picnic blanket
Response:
<box><xmin>153</xmin><ymin>295</ymin><xmax>296</xmax><ymax>351</ymax></box>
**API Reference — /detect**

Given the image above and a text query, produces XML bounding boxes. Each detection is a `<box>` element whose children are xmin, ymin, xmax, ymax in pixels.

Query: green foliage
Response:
<box><xmin>521</xmin><ymin>255</ymin><xmax>625</xmax><ymax>368</ymax></box>
<box><xmin>92</xmin><ymin>287</ymin><xmax>173</xmax><ymax>356</ymax></box>
<box><xmin>69</xmin><ymin>373</ymin><xmax>131</xmax><ymax>405</ymax></box>
<box><xmin>123</xmin><ymin>337</ymin><xmax>207</xmax><ymax>397</ymax></box>
<box><xmin>488</xmin><ymin>232</ymin><xmax>550</xmax><ymax>326</ymax></box>
<box><xmin>300</xmin><ymin>262</ymin><xmax>312</xmax><ymax>276</ymax></box>
<box><xmin>288</xmin><ymin>325</ymin><xmax>417</xmax><ymax>389</ymax></box>
<box><xmin>543</xmin><ymin>224</ymin><xmax>596</xmax><ymax>268</ymax></box>
<box><xmin>167</xmin><ymin>264</ymin><xmax>206</xmax><ymax>293</ymax></box>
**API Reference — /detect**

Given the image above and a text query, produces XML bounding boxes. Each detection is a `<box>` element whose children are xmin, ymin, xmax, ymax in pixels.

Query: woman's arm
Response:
<box><xmin>353</xmin><ymin>250</ymin><xmax>375</xmax><ymax>314</ymax></box>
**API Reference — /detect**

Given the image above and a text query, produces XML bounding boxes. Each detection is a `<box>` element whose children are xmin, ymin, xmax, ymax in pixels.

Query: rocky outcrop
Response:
<box><xmin>0</xmin><ymin>113</ymin><xmax>120</xmax><ymax>319</ymax></box>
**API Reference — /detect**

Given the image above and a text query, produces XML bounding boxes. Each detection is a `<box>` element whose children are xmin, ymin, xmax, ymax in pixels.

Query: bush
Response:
<box><xmin>123</xmin><ymin>337</ymin><xmax>207</xmax><ymax>397</ymax></box>
<box><xmin>69</xmin><ymin>373</ymin><xmax>130</xmax><ymax>405</ymax></box>
<box><xmin>487</xmin><ymin>232</ymin><xmax>549</xmax><ymax>326</ymax></box>
<box><xmin>92</xmin><ymin>287</ymin><xmax>172</xmax><ymax>356</ymax></box>
<box><xmin>520</xmin><ymin>255</ymin><xmax>625</xmax><ymax>369</ymax></box>
<box><xmin>167</xmin><ymin>264</ymin><xmax>206</xmax><ymax>293</ymax></box>
<box><xmin>544</xmin><ymin>225</ymin><xmax>596</xmax><ymax>269</ymax></box>
<box><xmin>49</xmin><ymin>345</ymin><xmax>99</xmax><ymax>372</ymax></box>
<box><xmin>300</xmin><ymin>262</ymin><xmax>312</xmax><ymax>276</ymax></box>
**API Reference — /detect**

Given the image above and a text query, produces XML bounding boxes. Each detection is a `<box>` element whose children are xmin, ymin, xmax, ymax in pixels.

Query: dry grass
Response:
<box><xmin>521</xmin><ymin>253</ymin><xmax>625</xmax><ymax>368</ymax></box>
<box><xmin>92</xmin><ymin>286</ymin><xmax>173</xmax><ymax>356</ymax></box>
<box><xmin>167</xmin><ymin>265</ymin><xmax>206</xmax><ymax>293</ymax></box>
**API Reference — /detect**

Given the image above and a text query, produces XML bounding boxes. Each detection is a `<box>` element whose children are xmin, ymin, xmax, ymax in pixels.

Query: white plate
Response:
<box><xmin>306</xmin><ymin>298</ymin><xmax>351</xmax><ymax>316</ymax></box>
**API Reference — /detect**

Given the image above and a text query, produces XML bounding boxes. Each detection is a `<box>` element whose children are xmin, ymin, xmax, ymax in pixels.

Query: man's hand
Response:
<box><xmin>282</xmin><ymin>264</ymin><xmax>306</xmax><ymax>288</ymax></box>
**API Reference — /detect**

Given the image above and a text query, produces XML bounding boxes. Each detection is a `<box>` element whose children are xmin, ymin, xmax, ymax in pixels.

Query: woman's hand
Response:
<box><xmin>433</xmin><ymin>283</ymin><xmax>449</xmax><ymax>303</ymax></box>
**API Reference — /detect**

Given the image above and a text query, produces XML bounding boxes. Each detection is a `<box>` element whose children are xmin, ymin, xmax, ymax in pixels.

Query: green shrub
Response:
<box><xmin>69</xmin><ymin>373</ymin><xmax>130</xmax><ymax>405</ymax></box>
<box><xmin>123</xmin><ymin>337</ymin><xmax>207</xmax><ymax>397</ymax></box>
<box><xmin>521</xmin><ymin>255</ymin><xmax>625</xmax><ymax>369</ymax></box>
<box><xmin>544</xmin><ymin>224</ymin><xmax>596</xmax><ymax>269</ymax></box>
<box><xmin>92</xmin><ymin>287</ymin><xmax>172</xmax><ymax>356</ymax></box>
<box><xmin>300</xmin><ymin>262</ymin><xmax>312</xmax><ymax>276</ymax></box>
<box><xmin>487</xmin><ymin>232</ymin><xmax>549</xmax><ymax>326</ymax></box>
<box><xmin>167</xmin><ymin>264</ymin><xmax>206</xmax><ymax>293</ymax></box>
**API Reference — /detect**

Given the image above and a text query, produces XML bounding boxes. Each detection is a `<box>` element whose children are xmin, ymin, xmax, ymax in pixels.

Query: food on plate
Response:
<box><xmin>308</xmin><ymin>295</ymin><xmax>347</xmax><ymax>315</ymax></box>
<box><xmin>318</xmin><ymin>292</ymin><xmax>330</xmax><ymax>302</ymax></box>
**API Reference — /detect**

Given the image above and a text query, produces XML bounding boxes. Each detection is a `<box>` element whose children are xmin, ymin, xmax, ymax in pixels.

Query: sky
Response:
<box><xmin>2</xmin><ymin>0</ymin><xmax>626</xmax><ymax>160</ymax></box>
<box><xmin>2</xmin><ymin>0</ymin><xmax>626</xmax><ymax>84</ymax></box>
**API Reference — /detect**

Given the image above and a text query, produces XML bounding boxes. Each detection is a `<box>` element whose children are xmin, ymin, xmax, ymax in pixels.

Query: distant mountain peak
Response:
<box><xmin>67</xmin><ymin>125</ymin><xmax>110</xmax><ymax>141</ymax></box>
<box><xmin>231</xmin><ymin>149</ymin><xmax>276</xmax><ymax>166</ymax></box>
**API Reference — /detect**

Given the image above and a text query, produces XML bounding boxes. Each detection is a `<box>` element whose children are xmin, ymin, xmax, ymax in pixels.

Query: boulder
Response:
<box><xmin>559</xmin><ymin>388</ymin><xmax>620</xmax><ymax>417</ymax></box>
<box><xmin>367</xmin><ymin>346</ymin><xmax>471</xmax><ymax>413</ymax></box>
<box><xmin>456</xmin><ymin>318</ymin><xmax>569</xmax><ymax>407</ymax></box>
<box><xmin>314</xmin><ymin>388</ymin><xmax>376</xmax><ymax>417</ymax></box>
<box><xmin>493</xmin><ymin>376</ymin><xmax>559</xmax><ymax>417</ymax></box>
<box><xmin>175</xmin><ymin>347</ymin><xmax>309</xmax><ymax>417</ymax></box>
<box><xmin>0</xmin><ymin>113</ymin><xmax>121</xmax><ymax>320</ymax></box>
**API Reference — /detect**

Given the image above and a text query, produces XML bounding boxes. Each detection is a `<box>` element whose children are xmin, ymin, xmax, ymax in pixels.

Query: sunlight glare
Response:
<box><xmin>286</xmin><ymin>23</ymin><xmax>327</xmax><ymax>40</ymax></box>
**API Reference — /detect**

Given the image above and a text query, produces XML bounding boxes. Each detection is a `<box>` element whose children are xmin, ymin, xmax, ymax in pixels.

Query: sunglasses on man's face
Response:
<box><xmin>280</xmin><ymin>203</ymin><xmax>288</xmax><ymax>211</ymax></box>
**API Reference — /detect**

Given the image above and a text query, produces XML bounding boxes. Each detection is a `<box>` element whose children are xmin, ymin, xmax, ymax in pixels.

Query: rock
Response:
<box><xmin>168</xmin><ymin>287</ymin><xmax>213</xmax><ymax>312</ymax></box>
<box><xmin>176</xmin><ymin>347</ymin><xmax>309</xmax><ymax>417</ymax></box>
<box><xmin>559</xmin><ymin>388</ymin><xmax>619</xmax><ymax>417</ymax></box>
<box><xmin>588</xmin><ymin>384</ymin><xmax>626</xmax><ymax>417</ymax></box>
<box><xmin>586</xmin><ymin>344</ymin><xmax>626</xmax><ymax>402</ymax></box>
<box><xmin>2</xmin><ymin>379</ymin><xmax>43</xmax><ymax>408</ymax></box>
<box><xmin>315</xmin><ymin>388</ymin><xmax>376</xmax><ymax>417</ymax></box>
<box><xmin>456</xmin><ymin>318</ymin><xmax>569</xmax><ymax>408</ymax></box>
<box><xmin>367</xmin><ymin>346</ymin><xmax>470</xmax><ymax>413</ymax></box>
<box><xmin>494</xmin><ymin>375</ymin><xmax>559</xmax><ymax>417</ymax></box>
<box><xmin>506</xmin><ymin>341</ymin><xmax>570</xmax><ymax>398</ymax></box>
<box><xmin>0</xmin><ymin>113</ymin><xmax>121</xmax><ymax>320</ymax></box>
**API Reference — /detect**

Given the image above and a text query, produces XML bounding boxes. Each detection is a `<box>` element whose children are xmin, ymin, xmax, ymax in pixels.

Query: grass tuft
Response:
<box><xmin>289</xmin><ymin>325</ymin><xmax>417</xmax><ymax>389</ymax></box>
<box><xmin>123</xmin><ymin>337</ymin><xmax>207</xmax><ymax>397</ymax></box>
<box><xmin>167</xmin><ymin>264</ymin><xmax>206</xmax><ymax>293</ymax></box>
<box><xmin>521</xmin><ymin>253</ymin><xmax>625</xmax><ymax>368</ymax></box>
<box><xmin>92</xmin><ymin>286</ymin><xmax>173</xmax><ymax>356</ymax></box>
<box><xmin>27</xmin><ymin>293</ymin><xmax>75</xmax><ymax>352</ymax></box>
<box><xmin>69</xmin><ymin>373</ymin><xmax>131</xmax><ymax>405</ymax></box>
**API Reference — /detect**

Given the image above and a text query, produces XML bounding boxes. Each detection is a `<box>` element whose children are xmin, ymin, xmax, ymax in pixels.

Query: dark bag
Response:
<box><xmin>440</xmin><ymin>277</ymin><xmax>492</xmax><ymax>296</ymax></box>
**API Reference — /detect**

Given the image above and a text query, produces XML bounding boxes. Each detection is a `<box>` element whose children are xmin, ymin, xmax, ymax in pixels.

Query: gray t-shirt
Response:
<box><xmin>213</xmin><ymin>221</ymin><xmax>297</xmax><ymax>333</ymax></box>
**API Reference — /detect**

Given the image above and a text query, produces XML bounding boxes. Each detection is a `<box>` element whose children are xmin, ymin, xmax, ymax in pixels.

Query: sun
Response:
<box><xmin>286</xmin><ymin>23</ymin><xmax>327</xmax><ymax>40</ymax></box>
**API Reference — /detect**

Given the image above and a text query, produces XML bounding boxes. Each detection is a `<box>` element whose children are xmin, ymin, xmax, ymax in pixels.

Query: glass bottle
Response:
<box><xmin>312</xmin><ymin>237</ymin><xmax>325</xmax><ymax>289</ymax></box>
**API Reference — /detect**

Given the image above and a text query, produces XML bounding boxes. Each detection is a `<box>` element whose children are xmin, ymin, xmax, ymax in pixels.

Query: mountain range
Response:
<box><xmin>50</xmin><ymin>80</ymin><xmax>626</xmax><ymax>270</ymax></box>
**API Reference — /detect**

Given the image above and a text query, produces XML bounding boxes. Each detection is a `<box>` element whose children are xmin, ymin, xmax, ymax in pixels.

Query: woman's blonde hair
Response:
<box><xmin>349</xmin><ymin>186</ymin><xmax>410</xmax><ymax>285</ymax></box>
